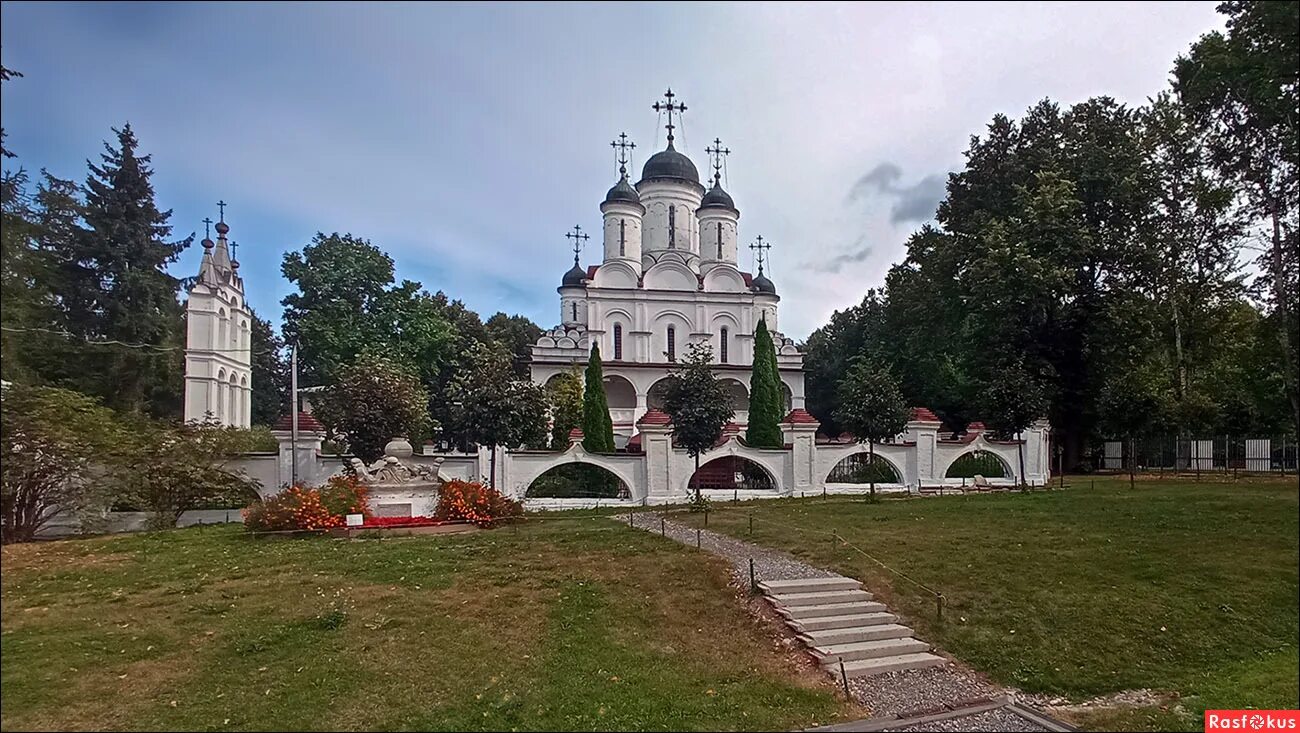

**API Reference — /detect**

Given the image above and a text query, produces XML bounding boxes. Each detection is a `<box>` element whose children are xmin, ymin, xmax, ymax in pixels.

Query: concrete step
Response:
<box><xmin>769</xmin><ymin>589</ymin><xmax>875</xmax><ymax>607</ymax></box>
<box><xmin>814</xmin><ymin>637</ymin><xmax>931</xmax><ymax>662</ymax></box>
<box><xmin>836</xmin><ymin>652</ymin><xmax>947</xmax><ymax>678</ymax></box>
<box><xmin>792</xmin><ymin>612</ymin><xmax>898</xmax><ymax>632</ymax></box>
<box><xmin>778</xmin><ymin>601</ymin><xmax>887</xmax><ymax>620</ymax></box>
<box><xmin>758</xmin><ymin>577</ymin><xmax>861</xmax><ymax>595</ymax></box>
<box><xmin>800</xmin><ymin>623</ymin><xmax>916</xmax><ymax>646</ymax></box>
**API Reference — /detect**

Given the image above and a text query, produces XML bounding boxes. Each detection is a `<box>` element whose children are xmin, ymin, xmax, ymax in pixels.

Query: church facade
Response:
<box><xmin>530</xmin><ymin>93</ymin><xmax>804</xmax><ymax>443</ymax></box>
<box><xmin>183</xmin><ymin>211</ymin><xmax>252</xmax><ymax>428</ymax></box>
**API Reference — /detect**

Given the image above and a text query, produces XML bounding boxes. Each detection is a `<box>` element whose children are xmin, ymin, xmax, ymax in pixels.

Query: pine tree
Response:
<box><xmin>581</xmin><ymin>344</ymin><xmax>615</xmax><ymax>453</ymax></box>
<box><xmin>746</xmin><ymin>317</ymin><xmax>784</xmax><ymax>447</ymax></box>
<box><xmin>75</xmin><ymin>125</ymin><xmax>191</xmax><ymax>416</ymax></box>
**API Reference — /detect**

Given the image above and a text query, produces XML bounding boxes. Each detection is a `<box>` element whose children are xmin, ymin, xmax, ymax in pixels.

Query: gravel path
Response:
<box><xmin>630</xmin><ymin>512</ymin><xmax>836</xmax><ymax>582</ymax></box>
<box><xmin>848</xmin><ymin>666</ymin><xmax>1002</xmax><ymax>720</ymax></box>
<box><xmin>890</xmin><ymin>707</ymin><xmax>1048</xmax><ymax>731</ymax></box>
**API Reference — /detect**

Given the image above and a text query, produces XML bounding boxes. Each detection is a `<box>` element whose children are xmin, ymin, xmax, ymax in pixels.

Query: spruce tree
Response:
<box><xmin>76</xmin><ymin>125</ymin><xmax>191</xmax><ymax>416</ymax></box>
<box><xmin>581</xmin><ymin>344</ymin><xmax>615</xmax><ymax>453</ymax></box>
<box><xmin>746</xmin><ymin>317</ymin><xmax>784</xmax><ymax>447</ymax></box>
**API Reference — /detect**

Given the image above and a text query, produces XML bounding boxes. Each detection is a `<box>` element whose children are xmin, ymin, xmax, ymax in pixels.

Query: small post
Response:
<box><xmin>749</xmin><ymin>558</ymin><xmax>756</xmax><ymax>593</ymax></box>
<box><xmin>748</xmin><ymin>513</ymin><xmax>753</xmax><ymax>535</ymax></box>
<box><xmin>1091</xmin><ymin>479</ymin><xmax>1095</xmax><ymax>490</ymax></box>
<box><xmin>696</xmin><ymin>527</ymin><xmax>701</xmax><ymax>549</ymax></box>
<box><xmin>704</xmin><ymin>508</ymin><xmax>709</xmax><ymax>527</ymax></box>
<box><xmin>661</xmin><ymin>517</ymin><xmax>666</xmax><ymax>536</ymax></box>
<box><xmin>839</xmin><ymin>657</ymin><xmax>850</xmax><ymax>698</ymax></box>
<box><xmin>733</xmin><ymin>488</ymin><xmax>738</xmax><ymax>503</ymax></box>
<box><xmin>823</xmin><ymin>484</ymin><xmax>827</xmax><ymax>497</ymax></box>
<box><xmin>936</xmin><ymin>592</ymin><xmax>944</xmax><ymax>621</ymax></box>
<box><xmin>629</xmin><ymin>509</ymin><xmax>634</xmax><ymax>527</ymax></box>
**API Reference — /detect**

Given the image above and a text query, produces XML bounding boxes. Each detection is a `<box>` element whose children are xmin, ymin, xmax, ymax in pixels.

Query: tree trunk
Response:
<box><xmin>489</xmin><ymin>445</ymin><xmax>497</xmax><ymax>488</ymax></box>
<box><xmin>1128</xmin><ymin>434</ymin><xmax>1136</xmax><ymax>491</ymax></box>
<box><xmin>868</xmin><ymin>440</ymin><xmax>876</xmax><ymax>502</ymax></box>
<box><xmin>1269</xmin><ymin>206</ymin><xmax>1300</xmax><ymax>439</ymax></box>
<box><xmin>1017</xmin><ymin>432</ymin><xmax>1026</xmax><ymax>491</ymax></box>
<box><xmin>694</xmin><ymin>452</ymin><xmax>701</xmax><ymax>502</ymax></box>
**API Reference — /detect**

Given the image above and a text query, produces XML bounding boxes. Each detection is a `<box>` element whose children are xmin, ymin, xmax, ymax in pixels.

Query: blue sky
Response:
<box><xmin>1</xmin><ymin>1</ymin><xmax>1224</xmax><ymax>339</ymax></box>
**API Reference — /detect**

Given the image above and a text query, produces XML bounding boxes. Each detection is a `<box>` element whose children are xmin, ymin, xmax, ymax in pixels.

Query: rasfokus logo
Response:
<box><xmin>1205</xmin><ymin>711</ymin><xmax>1300</xmax><ymax>732</ymax></box>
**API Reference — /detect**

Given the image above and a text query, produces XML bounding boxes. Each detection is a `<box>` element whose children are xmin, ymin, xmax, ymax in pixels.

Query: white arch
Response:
<box><xmin>702</xmin><ymin>266</ymin><xmax>747</xmax><ymax>293</ymax></box>
<box><xmin>591</xmin><ymin>261</ymin><xmax>639</xmax><ymax>289</ymax></box>
<box><xmin>941</xmin><ymin>448</ymin><xmax>1014</xmax><ymax>479</ymax></box>
<box><xmin>679</xmin><ymin>450</ymin><xmax>784</xmax><ymax>495</ymax></box>
<box><xmin>643</xmin><ymin>260</ymin><xmax>698</xmax><ymax>291</ymax></box>
<box><xmin>823</xmin><ymin>447</ymin><xmax>906</xmax><ymax>485</ymax></box>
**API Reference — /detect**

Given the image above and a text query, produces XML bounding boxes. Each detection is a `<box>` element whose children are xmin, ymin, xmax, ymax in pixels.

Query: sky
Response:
<box><xmin>1</xmin><ymin>1</ymin><xmax>1225</xmax><ymax>340</ymax></box>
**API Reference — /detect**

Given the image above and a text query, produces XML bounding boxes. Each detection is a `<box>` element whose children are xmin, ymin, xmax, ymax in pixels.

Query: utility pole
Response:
<box><xmin>290</xmin><ymin>343</ymin><xmax>299</xmax><ymax>488</ymax></box>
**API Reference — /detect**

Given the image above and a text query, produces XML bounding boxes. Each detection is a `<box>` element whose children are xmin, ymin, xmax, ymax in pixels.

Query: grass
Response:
<box><xmin>1</xmin><ymin>518</ymin><xmax>858</xmax><ymax>731</ymax></box>
<box><xmin>674</xmin><ymin>475</ymin><xmax>1299</xmax><ymax>731</ymax></box>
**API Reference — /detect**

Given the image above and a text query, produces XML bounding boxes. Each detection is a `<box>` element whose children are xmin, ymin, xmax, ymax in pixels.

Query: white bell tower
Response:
<box><xmin>183</xmin><ymin>203</ymin><xmax>253</xmax><ymax>427</ymax></box>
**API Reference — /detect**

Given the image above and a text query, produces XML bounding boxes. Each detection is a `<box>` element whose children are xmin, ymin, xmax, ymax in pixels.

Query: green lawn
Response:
<box><xmin>0</xmin><ymin>519</ymin><xmax>858</xmax><ymax>731</ymax></box>
<box><xmin>674</xmin><ymin>476</ymin><xmax>1300</xmax><ymax>731</ymax></box>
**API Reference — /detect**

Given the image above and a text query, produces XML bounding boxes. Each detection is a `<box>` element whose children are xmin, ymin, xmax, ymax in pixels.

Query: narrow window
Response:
<box><xmin>720</xmin><ymin>326</ymin><xmax>729</xmax><ymax>364</ymax></box>
<box><xmin>613</xmin><ymin>324</ymin><xmax>623</xmax><ymax>360</ymax></box>
<box><xmin>668</xmin><ymin>206</ymin><xmax>676</xmax><ymax>248</ymax></box>
<box><xmin>716</xmin><ymin>222</ymin><xmax>723</xmax><ymax>259</ymax></box>
<box><xmin>667</xmin><ymin>325</ymin><xmax>676</xmax><ymax>362</ymax></box>
<box><xmin>571</xmin><ymin>302</ymin><xmax>578</xmax><ymax>322</ymax></box>
<box><xmin>619</xmin><ymin>219</ymin><xmax>626</xmax><ymax>256</ymax></box>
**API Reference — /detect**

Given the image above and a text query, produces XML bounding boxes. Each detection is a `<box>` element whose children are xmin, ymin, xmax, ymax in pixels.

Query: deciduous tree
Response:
<box><xmin>661</xmin><ymin>343</ymin><xmax>734</xmax><ymax>501</ymax></box>
<box><xmin>833</xmin><ymin>359</ymin><xmax>909</xmax><ymax>500</ymax></box>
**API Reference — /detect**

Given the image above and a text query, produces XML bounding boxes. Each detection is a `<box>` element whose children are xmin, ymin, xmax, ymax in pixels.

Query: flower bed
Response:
<box><xmin>360</xmin><ymin>515</ymin><xmax>448</xmax><ymax>528</ymax></box>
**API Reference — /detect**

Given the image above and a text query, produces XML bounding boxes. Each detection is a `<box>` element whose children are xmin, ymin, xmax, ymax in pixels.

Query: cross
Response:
<box><xmin>610</xmin><ymin>132</ymin><xmax>636</xmax><ymax>176</ymax></box>
<box><xmin>705</xmin><ymin>137</ymin><xmax>730</xmax><ymax>185</ymax></box>
<box><xmin>202</xmin><ymin>217</ymin><xmax>213</xmax><ymax>239</ymax></box>
<box><xmin>749</xmin><ymin>235</ymin><xmax>772</xmax><ymax>274</ymax></box>
<box><xmin>230</xmin><ymin>240</ymin><xmax>239</xmax><ymax>261</ymax></box>
<box><xmin>652</xmin><ymin>88</ymin><xmax>687</xmax><ymax>145</ymax></box>
<box><xmin>216</xmin><ymin>200</ymin><xmax>227</xmax><ymax>222</ymax></box>
<box><xmin>565</xmin><ymin>225</ymin><xmax>590</xmax><ymax>264</ymax></box>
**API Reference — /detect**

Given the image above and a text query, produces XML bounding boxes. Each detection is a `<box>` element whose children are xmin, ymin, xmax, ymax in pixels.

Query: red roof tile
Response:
<box><xmin>568</xmin><ymin>427</ymin><xmax>584</xmax><ymax>441</ymax></box>
<box><xmin>781</xmin><ymin>408</ymin><xmax>820</xmax><ymax>425</ymax></box>
<box><xmin>637</xmin><ymin>409</ymin><xmax>672</xmax><ymax>426</ymax></box>
<box><xmin>909</xmin><ymin>407</ymin><xmax>942</xmax><ymax>423</ymax></box>
<box><xmin>274</xmin><ymin>412</ymin><xmax>325</xmax><ymax>433</ymax></box>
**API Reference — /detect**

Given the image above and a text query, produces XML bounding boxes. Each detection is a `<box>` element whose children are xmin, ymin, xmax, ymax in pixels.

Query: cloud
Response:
<box><xmin>848</xmin><ymin>163</ymin><xmax>947</xmax><ymax>224</ymax></box>
<box><xmin>807</xmin><ymin>245</ymin><xmax>873</xmax><ymax>274</ymax></box>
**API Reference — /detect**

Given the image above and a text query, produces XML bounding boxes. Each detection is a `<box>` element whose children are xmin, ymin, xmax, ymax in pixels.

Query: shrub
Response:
<box><xmin>434</xmin><ymin>479</ymin><xmax>522</xmax><ymax>527</ymax></box>
<box><xmin>243</xmin><ymin>476</ymin><xmax>371</xmax><ymax>532</ymax></box>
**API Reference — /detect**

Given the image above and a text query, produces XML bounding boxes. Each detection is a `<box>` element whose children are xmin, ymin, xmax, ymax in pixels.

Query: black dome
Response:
<box><xmin>640</xmin><ymin>143</ymin><xmax>700</xmax><ymax>183</ymax></box>
<box><xmin>752</xmin><ymin>272</ymin><xmax>776</xmax><ymax>295</ymax></box>
<box><xmin>604</xmin><ymin>176</ymin><xmax>641</xmax><ymax>205</ymax></box>
<box><xmin>562</xmin><ymin>262</ymin><xmax>586</xmax><ymax>287</ymax></box>
<box><xmin>700</xmin><ymin>182</ymin><xmax>735</xmax><ymax>210</ymax></box>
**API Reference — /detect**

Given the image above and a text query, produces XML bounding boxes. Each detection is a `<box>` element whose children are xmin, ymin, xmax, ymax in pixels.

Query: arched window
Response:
<box><xmin>217</xmin><ymin>309</ymin><xmax>227</xmax><ymax>349</ymax></box>
<box><xmin>668</xmin><ymin>206</ymin><xmax>676</xmax><ymax>248</ymax></box>
<box><xmin>571</xmin><ymin>302</ymin><xmax>578</xmax><ymax>322</ymax></box>
<box><xmin>666</xmin><ymin>325</ymin><xmax>676</xmax><ymax>362</ymax></box>
<box><xmin>720</xmin><ymin>326</ymin><xmax>729</xmax><ymax>364</ymax></box>
<box><xmin>613</xmin><ymin>323</ymin><xmax>623</xmax><ymax>360</ymax></box>
<box><xmin>619</xmin><ymin>219</ymin><xmax>626</xmax><ymax>256</ymax></box>
<box><xmin>716</xmin><ymin>222</ymin><xmax>724</xmax><ymax>259</ymax></box>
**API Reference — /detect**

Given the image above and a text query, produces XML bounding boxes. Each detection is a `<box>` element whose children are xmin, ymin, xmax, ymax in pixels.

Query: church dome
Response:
<box><xmin>562</xmin><ymin>262</ymin><xmax>587</xmax><ymax>287</ymax></box>
<box><xmin>700</xmin><ymin>182</ymin><xmax>735</xmax><ymax>210</ymax></box>
<box><xmin>604</xmin><ymin>176</ymin><xmax>641</xmax><ymax>205</ymax></box>
<box><xmin>752</xmin><ymin>272</ymin><xmax>777</xmax><ymax>295</ymax></box>
<box><xmin>640</xmin><ymin>143</ymin><xmax>700</xmax><ymax>184</ymax></box>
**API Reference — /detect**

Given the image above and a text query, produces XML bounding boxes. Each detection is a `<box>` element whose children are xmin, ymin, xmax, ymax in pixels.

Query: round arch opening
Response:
<box><xmin>720</xmin><ymin>378</ymin><xmax>748</xmax><ymax>415</ymax></box>
<box><xmin>827</xmin><ymin>452</ymin><xmax>901</xmax><ymax>484</ymax></box>
<box><xmin>647</xmin><ymin>378</ymin><xmax>673</xmax><ymax>412</ymax></box>
<box><xmin>526</xmin><ymin>463</ymin><xmax>630</xmax><ymax>499</ymax></box>
<box><xmin>603</xmin><ymin>375</ymin><xmax>636</xmax><ymax>409</ymax></box>
<box><xmin>687</xmin><ymin>455</ymin><xmax>776</xmax><ymax>492</ymax></box>
<box><xmin>945</xmin><ymin>450</ymin><xmax>1010</xmax><ymax>479</ymax></box>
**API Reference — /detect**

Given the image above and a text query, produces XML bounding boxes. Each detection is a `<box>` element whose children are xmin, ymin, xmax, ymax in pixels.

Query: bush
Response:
<box><xmin>243</xmin><ymin>476</ymin><xmax>371</xmax><ymax>532</ymax></box>
<box><xmin>434</xmin><ymin>479</ymin><xmax>522</xmax><ymax>527</ymax></box>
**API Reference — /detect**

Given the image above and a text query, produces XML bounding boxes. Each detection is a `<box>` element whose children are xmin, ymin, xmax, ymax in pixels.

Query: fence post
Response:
<box><xmin>660</xmin><ymin>517</ymin><xmax>665</xmax><ymax>537</ymax></box>
<box><xmin>704</xmin><ymin>508</ymin><xmax>709</xmax><ymax>527</ymax></box>
<box><xmin>936</xmin><ymin>592</ymin><xmax>944</xmax><ymax>621</ymax></box>
<box><xmin>629</xmin><ymin>510</ymin><xmax>634</xmax><ymax>527</ymax></box>
<box><xmin>749</xmin><ymin>558</ymin><xmax>756</xmax><ymax>593</ymax></box>
<box><xmin>839</xmin><ymin>657</ymin><xmax>851</xmax><ymax>698</ymax></box>
<box><xmin>696</xmin><ymin>528</ymin><xmax>701</xmax><ymax>549</ymax></box>
<box><xmin>748</xmin><ymin>513</ymin><xmax>753</xmax><ymax>535</ymax></box>
<box><xmin>733</xmin><ymin>488</ymin><xmax>738</xmax><ymax>503</ymax></box>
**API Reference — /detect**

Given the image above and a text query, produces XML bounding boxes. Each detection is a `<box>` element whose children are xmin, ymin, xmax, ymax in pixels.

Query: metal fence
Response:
<box><xmin>1086</xmin><ymin>435</ymin><xmax>1299</xmax><ymax>475</ymax></box>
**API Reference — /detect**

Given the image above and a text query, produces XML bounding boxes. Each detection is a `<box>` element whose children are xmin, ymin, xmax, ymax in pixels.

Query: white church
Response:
<box><xmin>182</xmin><ymin>209</ymin><xmax>252</xmax><ymax>428</ymax></box>
<box><xmin>530</xmin><ymin>91</ymin><xmax>805</xmax><ymax>445</ymax></box>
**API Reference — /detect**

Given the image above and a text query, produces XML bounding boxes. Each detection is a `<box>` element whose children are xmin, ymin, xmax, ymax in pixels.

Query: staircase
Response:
<box><xmin>758</xmin><ymin>577</ymin><xmax>945</xmax><ymax>678</ymax></box>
